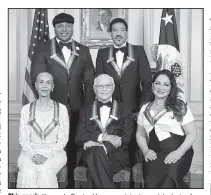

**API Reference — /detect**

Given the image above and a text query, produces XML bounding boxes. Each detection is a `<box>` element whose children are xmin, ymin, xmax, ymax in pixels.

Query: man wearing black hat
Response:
<box><xmin>30</xmin><ymin>13</ymin><xmax>95</xmax><ymax>188</ymax></box>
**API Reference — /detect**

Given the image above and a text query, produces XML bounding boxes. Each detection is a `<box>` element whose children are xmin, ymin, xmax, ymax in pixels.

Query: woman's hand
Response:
<box><xmin>144</xmin><ymin>149</ymin><xmax>157</xmax><ymax>162</ymax></box>
<box><xmin>164</xmin><ymin>149</ymin><xmax>184</xmax><ymax>164</ymax></box>
<box><xmin>32</xmin><ymin>154</ymin><xmax>48</xmax><ymax>165</ymax></box>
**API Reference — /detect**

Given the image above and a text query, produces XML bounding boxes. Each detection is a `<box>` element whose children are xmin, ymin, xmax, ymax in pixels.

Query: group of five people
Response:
<box><xmin>17</xmin><ymin>12</ymin><xmax>197</xmax><ymax>189</ymax></box>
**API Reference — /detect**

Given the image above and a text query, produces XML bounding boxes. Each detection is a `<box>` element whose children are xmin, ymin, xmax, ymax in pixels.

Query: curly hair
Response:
<box><xmin>149</xmin><ymin>69</ymin><xmax>187</xmax><ymax>122</ymax></box>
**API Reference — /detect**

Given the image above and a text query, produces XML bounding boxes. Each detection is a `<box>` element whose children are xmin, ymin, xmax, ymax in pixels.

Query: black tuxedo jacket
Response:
<box><xmin>75</xmin><ymin>100</ymin><xmax>133</xmax><ymax>167</ymax></box>
<box><xmin>30</xmin><ymin>38</ymin><xmax>95</xmax><ymax>112</ymax></box>
<box><xmin>95</xmin><ymin>42</ymin><xmax>152</xmax><ymax>112</ymax></box>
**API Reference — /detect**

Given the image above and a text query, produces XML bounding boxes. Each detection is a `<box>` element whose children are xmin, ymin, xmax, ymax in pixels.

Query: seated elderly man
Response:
<box><xmin>75</xmin><ymin>74</ymin><xmax>133</xmax><ymax>188</ymax></box>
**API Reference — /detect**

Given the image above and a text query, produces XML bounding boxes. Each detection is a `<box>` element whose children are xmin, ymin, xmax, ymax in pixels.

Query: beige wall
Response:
<box><xmin>9</xmin><ymin>9</ymin><xmax>203</xmax><ymax>174</ymax></box>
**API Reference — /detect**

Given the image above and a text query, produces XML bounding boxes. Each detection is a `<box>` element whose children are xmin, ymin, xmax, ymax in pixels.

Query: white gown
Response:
<box><xmin>17</xmin><ymin>102</ymin><xmax>69</xmax><ymax>188</ymax></box>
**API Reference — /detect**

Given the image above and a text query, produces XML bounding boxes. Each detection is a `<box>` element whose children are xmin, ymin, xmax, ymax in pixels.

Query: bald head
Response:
<box><xmin>36</xmin><ymin>72</ymin><xmax>54</xmax><ymax>83</ymax></box>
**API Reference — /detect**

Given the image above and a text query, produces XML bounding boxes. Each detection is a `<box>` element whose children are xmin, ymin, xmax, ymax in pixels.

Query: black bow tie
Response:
<box><xmin>98</xmin><ymin>101</ymin><xmax>112</xmax><ymax>108</ymax></box>
<box><xmin>59</xmin><ymin>41</ymin><xmax>72</xmax><ymax>50</ymax></box>
<box><xmin>113</xmin><ymin>46</ymin><xmax>125</xmax><ymax>53</ymax></box>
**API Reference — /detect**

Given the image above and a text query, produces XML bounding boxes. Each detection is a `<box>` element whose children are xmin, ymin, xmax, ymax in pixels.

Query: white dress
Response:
<box><xmin>17</xmin><ymin>101</ymin><xmax>69</xmax><ymax>188</ymax></box>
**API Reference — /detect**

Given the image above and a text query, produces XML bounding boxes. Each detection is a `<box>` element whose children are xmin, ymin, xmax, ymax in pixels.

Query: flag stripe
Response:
<box><xmin>24</xmin><ymin>64</ymin><xmax>34</xmax><ymax>92</ymax></box>
<box><xmin>22</xmin><ymin>93</ymin><xmax>29</xmax><ymax>105</ymax></box>
<box><xmin>22</xmin><ymin>61</ymin><xmax>37</xmax><ymax>105</ymax></box>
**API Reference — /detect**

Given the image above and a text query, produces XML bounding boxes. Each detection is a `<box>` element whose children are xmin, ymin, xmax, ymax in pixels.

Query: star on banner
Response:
<box><xmin>161</xmin><ymin>13</ymin><xmax>173</xmax><ymax>26</ymax></box>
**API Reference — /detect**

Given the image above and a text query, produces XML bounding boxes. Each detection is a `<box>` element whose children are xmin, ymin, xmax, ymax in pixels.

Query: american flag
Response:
<box><xmin>22</xmin><ymin>9</ymin><xmax>50</xmax><ymax>106</ymax></box>
<box><xmin>156</xmin><ymin>9</ymin><xmax>186</xmax><ymax>102</ymax></box>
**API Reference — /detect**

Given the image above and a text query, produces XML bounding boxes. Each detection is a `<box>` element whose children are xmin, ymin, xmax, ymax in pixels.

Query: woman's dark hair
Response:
<box><xmin>109</xmin><ymin>18</ymin><xmax>128</xmax><ymax>32</ymax></box>
<box><xmin>149</xmin><ymin>69</ymin><xmax>187</xmax><ymax>122</ymax></box>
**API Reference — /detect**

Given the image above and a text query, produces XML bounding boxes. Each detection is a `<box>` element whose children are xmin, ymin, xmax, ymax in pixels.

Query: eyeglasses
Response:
<box><xmin>95</xmin><ymin>84</ymin><xmax>114</xmax><ymax>90</ymax></box>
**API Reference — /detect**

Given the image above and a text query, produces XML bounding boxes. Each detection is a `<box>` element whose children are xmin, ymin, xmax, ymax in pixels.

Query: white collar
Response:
<box><xmin>100</xmin><ymin>23</ymin><xmax>109</xmax><ymax>29</ymax></box>
<box><xmin>98</xmin><ymin>97</ymin><xmax>112</xmax><ymax>104</ymax></box>
<box><xmin>56</xmin><ymin>38</ymin><xmax>72</xmax><ymax>44</ymax></box>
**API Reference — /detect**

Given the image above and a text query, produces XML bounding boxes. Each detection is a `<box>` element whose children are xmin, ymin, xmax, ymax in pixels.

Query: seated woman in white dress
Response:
<box><xmin>17</xmin><ymin>72</ymin><xmax>69</xmax><ymax>188</ymax></box>
<box><xmin>136</xmin><ymin>69</ymin><xmax>197</xmax><ymax>188</ymax></box>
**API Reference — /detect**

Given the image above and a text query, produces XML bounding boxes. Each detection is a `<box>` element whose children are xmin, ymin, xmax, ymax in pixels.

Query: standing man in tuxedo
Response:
<box><xmin>95</xmin><ymin>18</ymin><xmax>152</xmax><ymax>164</ymax></box>
<box><xmin>30</xmin><ymin>13</ymin><xmax>95</xmax><ymax>188</ymax></box>
<box><xmin>75</xmin><ymin>74</ymin><xmax>133</xmax><ymax>188</ymax></box>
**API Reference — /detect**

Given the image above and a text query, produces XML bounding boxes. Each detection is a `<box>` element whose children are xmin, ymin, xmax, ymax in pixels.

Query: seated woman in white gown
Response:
<box><xmin>17</xmin><ymin>72</ymin><xmax>69</xmax><ymax>188</ymax></box>
<box><xmin>136</xmin><ymin>69</ymin><xmax>197</xmax><ymax>188</ymax></box>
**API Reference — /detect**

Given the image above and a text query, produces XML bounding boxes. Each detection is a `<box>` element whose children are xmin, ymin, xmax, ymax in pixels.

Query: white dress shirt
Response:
<box><xmin>100</xmin><ymin>104</ymin><xmax>111</xmax><ymax>128</ymax></box>
<box><xmin>56</xmin><ymin>38</ymin><xmax>71</xmax><ymax>64</ymax></box>
<box><xmin>97</xmin><ymin>98</ymin><xmax>112</xmax><ymax>153</ymax></box>
<box><xmin>114</xmin><ymin>42</ymin><xmax>126</xmax><ymax>69</ymax></box>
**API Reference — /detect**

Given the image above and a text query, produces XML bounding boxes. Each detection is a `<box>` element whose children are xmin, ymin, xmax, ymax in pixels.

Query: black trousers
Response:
<box><xmin>66</xmin><ymin>111</ymin><xmax>80</xmax><ymax>188</ymax></box>
<box><xmin>81</xmin><ymin>146</ymin><xmax>116</xmax><ymax>188</ymax></box>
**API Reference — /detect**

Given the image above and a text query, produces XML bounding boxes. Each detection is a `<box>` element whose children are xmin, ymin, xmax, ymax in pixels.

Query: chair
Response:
<box><xmin>74</xmin><ymin>166</ymin><xmax>92</xmax><ymax>188</ymax></box>
<box><xmin>74</xmin><ymin>166</ymin><xmax>131</xmax><ymax>188</ymax></box>
<box><xmin>132</xmin><ymin>163</ymin><xmax>144</xmax><ymax>188</ymax></box>
<box><xmin>132</xmin><ymin>162</ymin><xmax>191</xmax><ymax>188</ymax></box>
<box><xmin>8</xmin><ymin>163</ymin><xmax>68</xmax><ymax>188</ymax></box>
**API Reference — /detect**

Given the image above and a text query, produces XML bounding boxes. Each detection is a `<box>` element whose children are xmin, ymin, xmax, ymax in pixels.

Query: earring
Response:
<box><xmin>52</xmin><ymin>88</ymin><xmax>54</xmax><ymax>92</ymax></box>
